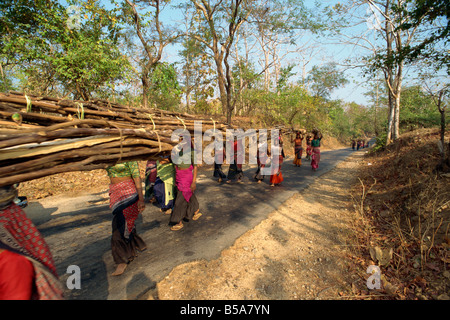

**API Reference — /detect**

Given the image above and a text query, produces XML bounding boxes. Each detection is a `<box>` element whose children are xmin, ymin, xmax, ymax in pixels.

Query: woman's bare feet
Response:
<box><xmin>112</xmin><ymin>263</ymin><xmax>127</xmax><ymax>276</ymax></box>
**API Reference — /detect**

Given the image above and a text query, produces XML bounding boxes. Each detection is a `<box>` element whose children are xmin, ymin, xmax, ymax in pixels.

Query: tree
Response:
<box><xmin>306</xmin><ymin>62</ymin><xmax>349</xmax><ymax>100</ymax></box>
<box><xmin>247</xmin><ymin>0</ymin><xmax>325</xmax><ymax>92</ymax></box>
<box><xmin>178</xmin><ymin>5</ymin><xmax>216</xmax><ymax>113</ymax></box>
<box><xmin>147</xmin><ymin>62</ymin><xmax>182</xmax><ymax>110</ymax></box>
<box><xmin>190</xmin><ymin>0</ymin><xmax>252</xmax><ymax>124</ymax></box>
<box><xmin>331</xmin><ymin>0</ymin><xmax>425</xmax><ymax>145</ymax></box>
<box><xmin>394</xmin><ymin>0</ymin><xmax>450</xmax><ymax>73</ymax></box>
<box><xmin>0</xmin><ymin>0</ymin><xmax>129</xmax><ymax>99</ymax></box>
<box><xmin>400</xmin><ymin>85</ymin><xmax>441</xmax><ymax>129</ymax></box>
<box><xmin>122</xmin><ymin>0</ymin><xmax>181</xmax><ymax>108</ymax></box>
<box><xmin>422</xmin><ymin>81</ymin><xmax>449</xmax><ymax>170</ymax></box>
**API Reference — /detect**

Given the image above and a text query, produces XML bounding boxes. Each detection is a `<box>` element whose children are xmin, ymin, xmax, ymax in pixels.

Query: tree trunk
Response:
<box><xmin>213</xmin><ymin>56</ymin><xmax>228</xmax><ymax>117</ymax></box>
<box><xmin>385</xmin><ymin>80</ymin><xmax>395</xmax><ymax>145</ymax></box>
<box><xmin>437</xmin><ymin>90</ymin><xmax>447</xmax><ymax>168</ymax></box>
<box><xmin>141</xmin><ymin>74</ymin><xmax>149</xmax><ymax>109</ymax></box>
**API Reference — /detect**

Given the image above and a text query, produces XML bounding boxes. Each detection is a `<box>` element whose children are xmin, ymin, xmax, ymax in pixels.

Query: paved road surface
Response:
<box><xmin>25</xmin><ymin>147</ymin><xmax>365</xmax><ymax>299</ymax></box>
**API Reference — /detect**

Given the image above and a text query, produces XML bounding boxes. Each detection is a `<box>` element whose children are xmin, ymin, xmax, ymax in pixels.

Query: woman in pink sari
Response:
<box><xmin>311</xmin><ymin>130</ymin><xmax>323</xmax><ymax>171</ymax></box>
<box><xmin>170</xmin><ymin>138</ymin><xmax>202</xmax><ymax>231</ymax></box>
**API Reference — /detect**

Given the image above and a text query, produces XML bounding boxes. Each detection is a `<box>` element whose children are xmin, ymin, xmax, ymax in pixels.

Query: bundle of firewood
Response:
<box><xmin>0</xmin><ymin>91</ymin><xmax>231</xmax><ymax>187</ymax></box>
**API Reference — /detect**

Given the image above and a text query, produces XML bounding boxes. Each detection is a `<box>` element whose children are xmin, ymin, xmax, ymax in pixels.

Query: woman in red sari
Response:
<box><xmin>106</xmin><ymin>161</ymin><xmax>147</xmax><ymax>276</ymax></box>
<box><xmin>0</xmin><ymin>185</ymin><xmax>64</xmax><ymax>299</ymax></box>
<box><xmin>270</xmin><ymin>134</ymin><xmax>285</xmax><ymax>187</ymax></box>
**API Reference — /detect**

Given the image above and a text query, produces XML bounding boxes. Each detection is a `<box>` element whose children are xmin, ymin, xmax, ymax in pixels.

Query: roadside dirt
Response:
<box><xmin>153</xmin><ymin>152</ymin><xmax>365</xmax><ymax>300</ymax></box>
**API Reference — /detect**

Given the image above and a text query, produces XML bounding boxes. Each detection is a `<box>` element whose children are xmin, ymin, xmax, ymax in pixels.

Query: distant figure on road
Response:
<box><xmin>106</xmin><ymin>161</ymin><xmax>147</xmax><ymax>276</ymax></box>
<box><xmin>292</xmin><ymin>131</ymin><xmax>304</xmax><ymax>167</ymax></box>
<box><xmin>351</xmin><ymin>140</ymin><xmax>356</xmax><ymax>150</ymax></box>
<box><xmin>254</xmin><ymin>141</ymin><xmax>268</xmax><ymax>183</ymax></box>
<box><xmin>0</xmin><ymin>185</ymin><xmax>64</xmax><ymax>299</ymax></box>
<box><xmin>226</xmin><ymin>137</ymin><xmax>244</xmax><ymax>183</ymax></box>
<box><xmin>213</xmin><ymin>141</ymin><xmax>227</xmax><ymax>183</ymax></box>
<box><xmin>311</xmin><ymin>129</ymin><xmax>322</xmax><ymax>171</ymax></box>
<box><xmin>170</xmin><ymin>136</ymin><xmax>202</xmax><ymax>231</ymax></box>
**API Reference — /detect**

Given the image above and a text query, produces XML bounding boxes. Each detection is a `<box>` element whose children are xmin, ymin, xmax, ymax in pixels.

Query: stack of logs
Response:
<box><xmin>0</xmin><ymin>92</ymin><xmax>231</xmax><ymax>187</ymax></box>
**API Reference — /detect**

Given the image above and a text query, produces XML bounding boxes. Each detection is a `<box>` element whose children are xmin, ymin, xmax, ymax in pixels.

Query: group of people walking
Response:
<box><xmin>106</xmin><ymin>135</ymin><xmax>202</xmax><ymax>276</ymax></box>
<box><xmin>292</xmin><ymin>129</ymin><xmax>323</xmax><ymax>172</ymax></box>
<box><xmin>105</xmin><ymin>129</ymin><xmax>324</xmax><ymax>277</ymax></box>
<box><xmin>351</xmin><ymin>139</ymin><xmax>369</xmax><ymax>150</ymax></box>
<box><xmin>0</xmin><ymin>128</ymin><xmax>324</xmax><ymax>298</ymax></box>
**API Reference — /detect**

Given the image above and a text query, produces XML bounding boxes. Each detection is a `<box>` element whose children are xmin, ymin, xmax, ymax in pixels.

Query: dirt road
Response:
<box><xmin>25</xmin><ymin>147</ymin><xmax>363</xmax><ymax>300</ymax></box>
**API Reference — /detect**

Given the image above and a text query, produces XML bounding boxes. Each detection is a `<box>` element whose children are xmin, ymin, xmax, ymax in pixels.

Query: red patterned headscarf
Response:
<box><xmin>0</xmin><ymin>202</ymin><xmax>64</xmax><ymax>299</ymax></box>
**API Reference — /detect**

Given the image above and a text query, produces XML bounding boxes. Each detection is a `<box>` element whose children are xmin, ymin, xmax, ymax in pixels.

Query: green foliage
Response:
<box><xmin>148</xmin><ymin>62</ymin><xmax>182</xmax><ymax>110</ymax></box>
<box><xmin>394</xmin><ymin>0</ymin><xmax>450</xmax><ymax>74</ymax></box>
<box><xmin>306</xmin><ymin>63</ymin><xmax>349</xmax><ymax>100</ymax></box>
<box><xmin>0</xmin><ymin>0</ymin><xmax>130</xmax><ymax>99</ymax></box>
<box><xmin>372</xmin><ymin>131</ymin><xmax>388</xmax><ymax>153</ymax></box>
<box><xmin>399</xmin><ymin>85</ymin><xmax>442</xmax><ymax>130</ymax></box>
<box><xmin>179</xmin><ymin>30</ymin><xmax>216</xmax><ymax>111</ymax></box>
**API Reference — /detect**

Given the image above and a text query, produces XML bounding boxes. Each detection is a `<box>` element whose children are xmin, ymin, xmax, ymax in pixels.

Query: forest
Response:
<box><xmin>0</xmin><ymin>0</ymin><xmax>448</xmax><ymax>146</ymax></box>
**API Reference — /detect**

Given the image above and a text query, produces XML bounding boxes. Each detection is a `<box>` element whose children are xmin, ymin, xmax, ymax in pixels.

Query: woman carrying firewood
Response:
<box><xmin>292</xmin><ymin>131</ymin><xmax>304</xmax><ymax>167</ymax></box>
<box><xmin>269</xmin><ymin>133</ymin><xmax>285</xmax><ymax>187</ymax></box>
<box><xmin>226</xmin><ymin>137</ymin><xmax>244</xmax><ymax>183</ymax></box>
<box><xmin>0</xmin><ymin>184</ymin><xmax>64</xmax><ymax>299</ymax></box>
<box><xmin>311</xmin><ymin>129</ymin><xmax>323</xmax><ymax>171</ymax></box>
<box><xmin>213</xmin><ymin>141</ymin><xmax>227</xmax><ymax>183</ymax></box>
<box><xmin>169</xmin><ymin>135</ymin><xmax>202</xmax><ymax>231</ymax></box>
<box><xmin>106</xmin><ymin>161</ymin><xmax>147</xmax><ymax>276</ymax></box>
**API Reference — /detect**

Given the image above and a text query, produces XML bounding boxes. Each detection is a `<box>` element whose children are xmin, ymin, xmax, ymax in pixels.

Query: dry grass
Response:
<box><xmin>346</xmin><ymin>128</ymin><xmax>450</xmax><ymax>300</ymax></box>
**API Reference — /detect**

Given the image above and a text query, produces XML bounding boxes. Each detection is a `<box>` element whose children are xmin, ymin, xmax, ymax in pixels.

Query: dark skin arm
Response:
<box><xmin>190</xmin><ymin>166</ymin><xmax>198</xmax><ymax>192</ymax></box>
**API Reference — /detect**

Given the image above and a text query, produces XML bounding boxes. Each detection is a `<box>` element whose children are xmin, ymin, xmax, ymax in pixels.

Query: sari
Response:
<box><xmin>144</xmin><ymin>160</ymin><xmax>157</xmax><ymax>202</ymax></box>
<box><xmin>227</xmin><ymin>140</ymin><xmax>243</xmax><ymax>181</ymax></box>
<box><xmin>109</xmin><ymin>179</ymin><xmax>146</xmax><ymax>264</ymax></box>
<box><xmin>0</xmin><ymin>192</ymin><xmax>64</xmax><ymax>300</ymax></box>
<box><xmin>311</xmin><ymin>137</ymin><xmax>322</xmax><ymax>170</ymax></box>
<box><xmin>311</xmin><ymin>147</ymin><xmax>321</xmax><ymax>170</ymax></box>
<box><xmin>270</xmin><ymin>147</ymin><xmax>284</xmax><ymax>185</ymax></box>
<box><xmin>213</xmin><ymin>148</ymin><xmax>226</xmax><ymax>180</ymax></box>
<box><xmin>170</xmin><ymin>165</ymin><xmax>199</xmax><ymax>224</ymax></box>
<box><xmin>293</xmin><ymin>143</ymin><xmax>303</xmax><ymax>166</ymax></box>
<box><xmin>306</xmin><ymin>140</ymin><xmax>312</xmax><ymax>160</ymax></box>
<box><xmin>254</xmin><ymin>151</ymin><xmax>267</xmax><ymax>182</ymax></box>
<box><xmin>154</xmin><ymin>161</ymin><xmax>175</xmax><ymax>211</ymax></box>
